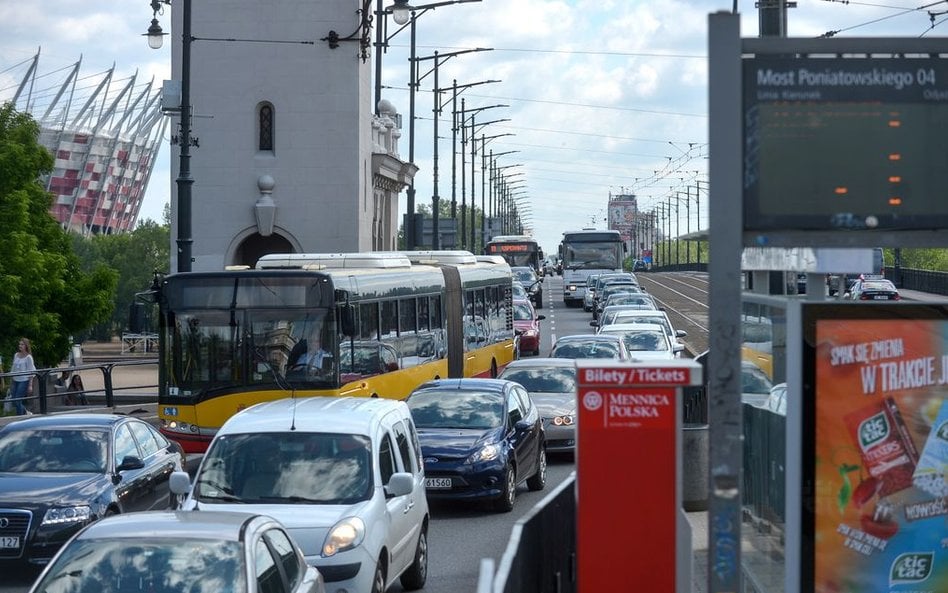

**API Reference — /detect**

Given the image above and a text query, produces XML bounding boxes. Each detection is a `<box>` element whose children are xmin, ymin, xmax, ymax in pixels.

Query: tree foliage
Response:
<box><xmin>0</xmin><ymin>103</ymin><xmax>116</xmax><ymax>367</ymax></box>
<box><xmin>71</xmin><ymin>219</ymin><xmax>170</xmax><ymax>340</ymax></box>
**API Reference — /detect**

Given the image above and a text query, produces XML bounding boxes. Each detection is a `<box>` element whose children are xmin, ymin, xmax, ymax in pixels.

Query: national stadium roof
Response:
<box><xmin>1</xmin><ymin>49</ymin><xmax>167</xmax><ymax>235</ymax></box>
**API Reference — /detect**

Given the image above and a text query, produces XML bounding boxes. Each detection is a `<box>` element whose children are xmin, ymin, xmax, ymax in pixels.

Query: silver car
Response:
<box><xmin>498</xmin><ymin>358</ymin><xmax>577</xmax><ymax>454</ymax></box>
<box><xmin>28</xmin><ymin>511</ymin><xmax>325</xmax><ymax>593</ymax></box>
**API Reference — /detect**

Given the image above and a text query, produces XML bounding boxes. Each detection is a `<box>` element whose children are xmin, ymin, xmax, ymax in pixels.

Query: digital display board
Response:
<box><xmin>801</xmin><ymin>303</ymin><xmax>948</xmax><ymax>591</ymax></box>
<box><xmin>743</xmin><ymin>57</ymin><xmax>948</xmax><ymax>232</ymax></box>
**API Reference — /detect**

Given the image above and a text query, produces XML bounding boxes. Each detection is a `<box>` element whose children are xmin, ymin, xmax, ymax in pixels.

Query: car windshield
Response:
<box><xmin>552</xmin><ymin>340</ymin><xmax>621</xmax><ymax>359</ymax></box>
<box><xmin>500</xmin><ymin>367</ymin><xmax>576</xmax><ymax>393</ymax></box>
<box><xmin>195</xmin><ymin>432</ymin><xmax>372</xmax><ymax>504</ymax></box>
<box><xmin>512</xmin><ymin>283</ymin><xmax>528</xmax><ymax>300</ymax></box>
<box><xmin>32</xmin><ymin>538</ymin><xmax>245</xmax><ymax>593</ymax></box>
<box><xmin>512</xmin><ymin>269</ymin><xmax>537</xmax><ymax>285</ymax></box>
<box><xmin>863</xmin><ymin>281</ymin><xmax>895</xmax><ymax>291</ymax></box>
<box><xmin>0</xmin><ymin>429</ymin><xmax>108</xmax><ymax>473</ymax></box>
<box><xmin>513</xmin><ymin>302</ymin><xmax>535</xmax><ymax>321</ymax></box>
<box><xmin>407</xmin><ymin>390</ymin><xmax>504</xmax><ymax>429</ymax></box>
<box><xmin>611</xmin><ymin>330</ymin><xmax>667</xmax><ymax>352</ymax></box>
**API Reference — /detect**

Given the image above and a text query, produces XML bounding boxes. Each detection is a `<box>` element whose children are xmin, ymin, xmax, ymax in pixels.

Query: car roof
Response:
<box><xmin>73</xmin><ymin>510</ymin><xmax>264</xmax><ymax>542</ymax></box>
<box><xmin>220</xmin><ymin>396</ymin><xmax>408</xmax><ymax>435</ymax></box>
<box><xmin>502</xmin><ymin>357</ymin><xmax>577</xmax><ymax>370</ymax></box>
<box><xmin>554</xmin><ymin>333</ymin><xmax>623</xmax><ymax>344</ymax></box>
<box><xmin>598</xmin><ymin>322</ymin><xmax>667</xmax><ymax>332</ymax></box>
<box><xmin>0</xmin><ymin>414</ymin><xmax>128</xmax><ymax>431</ymax></box>
<box><xmin>412</xmin><ymin>378</ymin><xmax>514</xmax><ymax>394</ymax></box>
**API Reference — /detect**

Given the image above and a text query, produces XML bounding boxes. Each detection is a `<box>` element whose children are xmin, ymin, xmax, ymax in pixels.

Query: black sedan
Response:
<box><xmin>0</xmin><ymin>414</ymin><xmax>185</xmax><ymax>567</ymax></box>
<box><xmin>27</xmin><ymin>511</ymin><xmax>325</xmax><ymax>593</ymax></box>
<box><xmin>405</xmin><ymin>378</ymin><xmax>546</xmax><ymax>512</ymax></box>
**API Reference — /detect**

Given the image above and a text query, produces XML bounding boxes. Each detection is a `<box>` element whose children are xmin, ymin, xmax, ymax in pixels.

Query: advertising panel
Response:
<box><xmin>801</xmin><ymin>303</ymin><xmax>948</xmax><ymax>592</ymax></box>
<box><xmin>608</xmin><ymin>198</ymin><xmax>637</xmax><ymax>241</ymax></box>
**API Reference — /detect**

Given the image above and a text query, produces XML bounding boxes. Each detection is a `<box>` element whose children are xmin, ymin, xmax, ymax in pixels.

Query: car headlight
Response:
<box><xmin>567</xmin><ymin>284</ymin><xmax>577</xmax><ymax>292</ymax></box>
<box><xmin>523</xmin><ymin>329</ymin><xmax>538</xmax><ymax>338</ymax></box>
<box><xmin>467</xmin><ymin>443</ymin><xmax>501</xmax><ymax>464</ymax></box>
<box><xmin>43</xmin><ymin>506</ymin><xmax>92</xmax><ymax>525</ymax></box>
<box><xmin>322</xmin><ymin>517</ymin><xmax>366</xmax><ymax>557</ymax></box>
<box><xmin>551</xmin><ymin>415</ymin><xmax>575</xmax><ymax>426</ymax></box>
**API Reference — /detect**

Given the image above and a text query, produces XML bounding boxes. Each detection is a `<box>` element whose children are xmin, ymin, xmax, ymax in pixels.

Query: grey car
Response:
<box><xmin>28</xmin><ymin>511</ymin><xmax>326</xmax><ymax>593</ymax></box>
<box><xmin>498</xmin><ymin>358</ymin><xmax>577</xmax><ymax>454</ymax></box>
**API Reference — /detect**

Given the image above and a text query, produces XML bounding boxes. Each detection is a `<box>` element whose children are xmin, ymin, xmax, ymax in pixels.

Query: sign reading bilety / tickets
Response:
<box><xmin>808</xmin><ymin>314</ymin><xmax>948</xmax><ymax>591</ymax></box>
<box><xmin>576</xmin><ymin>362</ymin><xmax>698</xmax><ymax>593</ymax></box>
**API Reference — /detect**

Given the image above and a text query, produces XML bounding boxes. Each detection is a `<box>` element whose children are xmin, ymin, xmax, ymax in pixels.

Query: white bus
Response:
<box><xmin>558</xmin><ymin>229</ymin><xmax>625</xmax><ymax>307</ymax></box>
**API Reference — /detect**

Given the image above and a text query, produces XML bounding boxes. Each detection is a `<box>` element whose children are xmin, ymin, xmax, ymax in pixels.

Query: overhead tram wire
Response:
<box><xmin>383</xmin><ymin>84</ymin><xmax>706</xmax><ymax>118</ymax></box>
<box><xmin>817</xmin><ymin>0</ymin><xmax>945</xmax><ymax>36</ymax></box>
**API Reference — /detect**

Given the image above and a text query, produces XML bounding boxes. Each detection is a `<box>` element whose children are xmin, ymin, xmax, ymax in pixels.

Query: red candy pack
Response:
<box><xmin>844</xmin><ymin>397</ymin><xmax>920</xmax><ymax>497</ymax></box>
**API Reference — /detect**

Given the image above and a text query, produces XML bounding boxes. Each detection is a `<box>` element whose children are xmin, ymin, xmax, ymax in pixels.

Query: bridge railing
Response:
<box><xmin>478</xmin><ymin>474</ymin><xmax>577</xmax><ymax>593</ymax></box>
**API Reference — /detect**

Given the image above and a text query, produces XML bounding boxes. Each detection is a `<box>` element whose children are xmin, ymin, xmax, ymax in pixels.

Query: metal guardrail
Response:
<box><xmin>478</xmin><ymin>474</ymin><xmax>577</xmax><ymax>593</ymax></box>
<box><xmin>0</xmin><ymin>359</ymin><xmax>158</xmax><ymax>417</ymax></box>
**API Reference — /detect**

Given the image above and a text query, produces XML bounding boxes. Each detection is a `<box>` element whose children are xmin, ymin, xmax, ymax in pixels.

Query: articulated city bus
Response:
<box><xmin>484</xmin><ymin>235</ymin><xmax>544</xmax><ymax>275</ymax></box>
<box><xmin>558</xmin><ymin>229</ymin><xmax>625</xmax><ymax>307</ymax></box>
<box><xmin>151</xmin><ymin>251</ymin><xmax>514</xmax><ymax>452</ymax></box>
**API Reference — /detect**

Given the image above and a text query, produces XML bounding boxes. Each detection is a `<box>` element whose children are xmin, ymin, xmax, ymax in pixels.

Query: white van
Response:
<box><xmin>171</xmin><ymin>397</ymin><xmax>429</xmax><ymax>593</ymax></box>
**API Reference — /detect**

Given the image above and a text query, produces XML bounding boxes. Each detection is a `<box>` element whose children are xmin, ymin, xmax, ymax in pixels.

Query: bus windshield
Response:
<box><xmin>562</xmin><ymin>241</ymin><xmax>622</xmax><ymax>270</ymax></box>
<box><xmin>165</xmin><ymin>308</ymin><xmax>336</xmax><ymax>395</ymax></box>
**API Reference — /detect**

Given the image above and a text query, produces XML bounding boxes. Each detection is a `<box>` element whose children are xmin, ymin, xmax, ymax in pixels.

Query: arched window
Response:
<box><xmin>258</xmin><ymin>103</ymin><xmax>274</xmax><ymax>152</ymax></box>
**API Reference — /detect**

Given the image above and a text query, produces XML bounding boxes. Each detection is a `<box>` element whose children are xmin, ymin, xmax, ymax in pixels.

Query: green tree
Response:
<box><xmin>71</xmin><ymin>219</ymin><xmax>170</xmax><ymax>340</ymax></box>
<box><xmin>0</xmin><ymin>103</ymin><xmax>116</xmax><ymax>367</ymax></box>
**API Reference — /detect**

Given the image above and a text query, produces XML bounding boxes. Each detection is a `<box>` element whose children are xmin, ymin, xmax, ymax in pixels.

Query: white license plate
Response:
<box><xmin>425</xmin><ymin>478</ymin><xmax>452</xmax><ymax>489</ymax></box>
<box><xmin>873</xmin><ymin>295</ymin><xmax>889</xmax><ymax>300</ymax></box>
<box><xmin>0</xmin><ymin>536</ymin><xmax>20</xmax><ymax>549</ymax></box>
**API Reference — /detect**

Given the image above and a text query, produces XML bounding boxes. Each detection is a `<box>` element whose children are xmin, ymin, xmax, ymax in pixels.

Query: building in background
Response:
<box><xmin>164</xmin><ymin>0</ymin><xmax>414</xmax><ymax>271</ymax></box>
<box><xmin>3</xmin><ymin>51</ymin><xmax>167</xmax><ymax>235</ymax></box>
<box><xmin>608</xmin><ymin>194</ymin><xmax>637</xmax><ymax>257</ymax></box>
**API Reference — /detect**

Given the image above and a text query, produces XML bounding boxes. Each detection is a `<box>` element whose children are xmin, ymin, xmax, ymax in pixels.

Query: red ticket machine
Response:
<box><xmin>575</xmin><ymin>359</ymin><xmax>702</xmax><ymax>593</ymax></box>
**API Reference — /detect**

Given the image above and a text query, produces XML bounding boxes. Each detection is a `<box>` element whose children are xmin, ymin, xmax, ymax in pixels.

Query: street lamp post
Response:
<box><xmin>388</xmin><ymin>2</ymin><xmax>486</xmax><ymax>249</ymax></box>
<box><xmin>146</xmin><ymin>0</ymin><xmax>193</xmax><ymax>273</ymax></box>
<box><xmin>476</xmin><ymin>132</ymin><xmax>513</xmax><ymax>250</ymax></box>
<box><xmin>413</xmin><ymin>49</ymin><xmax>491</xmax><ymax>249</ymax></box>
<box><xmin>694</xmin><ymin>178</ymin><xmax>708</xmax><ymax>264</ymax></box>
<box><xmin>458</xmin><ymin>104</ymin><xmax>507</xmax><ymax>250</ymax></box>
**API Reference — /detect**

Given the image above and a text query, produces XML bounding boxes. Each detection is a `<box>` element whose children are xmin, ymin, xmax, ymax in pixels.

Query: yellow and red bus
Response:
<box><xmin>484</xmin><ymin>234</ymin><xmax>544</xmax><ymax>276</ymax></box>
<box><xmin>152</xmin><ymin>251</ymin><xmax>514</xmax><ymax>452</ymax></box>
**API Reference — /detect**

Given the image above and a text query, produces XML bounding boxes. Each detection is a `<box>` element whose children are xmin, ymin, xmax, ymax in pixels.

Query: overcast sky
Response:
<box><xmin>2</xmin><ymin>0</ymin><xmax>941</xmax><ymax>255</ymax></box>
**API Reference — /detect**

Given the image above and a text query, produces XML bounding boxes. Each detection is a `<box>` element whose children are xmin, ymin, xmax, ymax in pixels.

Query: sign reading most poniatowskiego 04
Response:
<box><xmin>575</xmin><ymin>360</ymin><xmax>701</xmax><ymax>593</ymax></box>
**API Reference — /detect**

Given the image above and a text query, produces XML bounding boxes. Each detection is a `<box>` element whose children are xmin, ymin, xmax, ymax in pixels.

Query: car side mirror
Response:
<box><xmin>385</xmin><ymin>472</ymin><xmax>414</xmax><ymax>498</ymax></box>
<box><xmin>117</xmin><ymin>455</ymin><xmax>145</xmax><ymax>472</ymax></box>
<box><xmin>170</xmin><ymin>470</ymin><xmax>192</xmax><ymax>496</ymax></box>
<box><xmin>536</xmin><ymin>314</ymin><xmax>546</xmax><ymax>321</ymax></box>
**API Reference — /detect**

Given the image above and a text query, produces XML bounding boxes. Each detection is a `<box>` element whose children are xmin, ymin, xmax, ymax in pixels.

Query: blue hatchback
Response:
<box><xmin>405</xmin><ymin>378</ymin><xmax>547</xmax><ymax>512</ymax></box>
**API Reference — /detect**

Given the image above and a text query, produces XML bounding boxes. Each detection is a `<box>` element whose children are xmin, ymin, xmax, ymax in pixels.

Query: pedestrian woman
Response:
<box><xmin>10</xmin><ymin>338</ymin><xmax>36</xmax><ymax>415</ymax></box>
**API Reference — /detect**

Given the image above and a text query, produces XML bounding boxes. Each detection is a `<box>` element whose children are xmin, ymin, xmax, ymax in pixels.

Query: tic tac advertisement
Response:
<box><xmin>809</xmin><ymin>312</ymin><xmax>948</xmax><ymax>592</ymax></box>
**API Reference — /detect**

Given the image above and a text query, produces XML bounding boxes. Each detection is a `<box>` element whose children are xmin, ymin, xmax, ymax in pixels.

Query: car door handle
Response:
<box><xmin>404</xmin><ymin>498</ymin><xmax>415</xmax><ymax>513</ymax></box>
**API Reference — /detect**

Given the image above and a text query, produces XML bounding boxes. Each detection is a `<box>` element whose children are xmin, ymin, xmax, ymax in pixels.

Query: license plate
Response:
<box><xmin>873</xmin><ymin>295</ymin><xmax>890</xmax><ymax>300</ymax></box>
<box><xmin>425</xmin><ymin>477</ymin><xmax>452</xmax><ymax>489</ymax></box>
<box><xmin>0</xmin><ymin>537</ymin><xmax>20</xmax><ymax>549</ymax></box>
